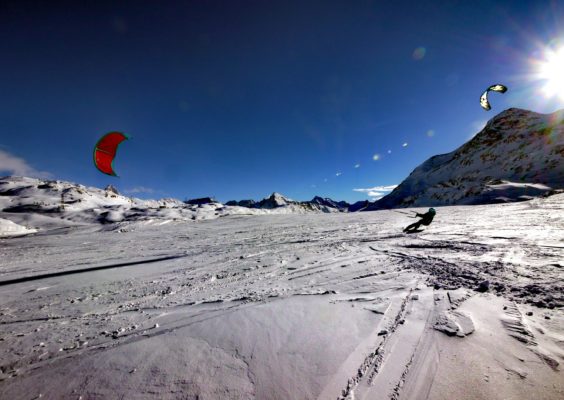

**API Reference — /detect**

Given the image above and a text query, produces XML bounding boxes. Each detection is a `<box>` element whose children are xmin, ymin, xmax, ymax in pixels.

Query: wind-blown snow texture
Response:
<box><xmin>0</xmin><ymin>193</ymin><xmax>562</xmax><ymax>399</ymax></box>
<box><xmin>369</xmin><ymin>108</ymin><xmax>564</xmax><ymax>209</ymax></box>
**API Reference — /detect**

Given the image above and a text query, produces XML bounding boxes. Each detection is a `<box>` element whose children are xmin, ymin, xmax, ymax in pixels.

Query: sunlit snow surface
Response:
<box><xmin>0</xmin><ymin>218</ymin><xmax>37</xmax><ymax>237</ymax></box>
<box><xmin>0</xmin><ymin>194</ymin><xmax>563</xmax><ymax>399</ymax></box>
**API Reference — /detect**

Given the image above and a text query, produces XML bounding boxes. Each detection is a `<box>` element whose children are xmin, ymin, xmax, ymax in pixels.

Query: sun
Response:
<box><xmin>536</xmin><ymin>46</ymin><xmax>564</xmax><ymax>100</ymax></box>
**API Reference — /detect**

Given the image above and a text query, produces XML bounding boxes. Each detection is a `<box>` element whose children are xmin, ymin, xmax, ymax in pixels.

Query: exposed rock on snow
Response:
<box><xmin>104</xmin><ymin>185</ymin><xmax>119</xmax><ymax>195</ymax></box>
<box><xmin>184</xmin><ymin>197</ymin><xmax>217</xmax><ymax>205</ymax></box>
<box><xmin>225</xmin><ymin>199</ymin><xmax>256</xmax><ymax>207</ymax></box>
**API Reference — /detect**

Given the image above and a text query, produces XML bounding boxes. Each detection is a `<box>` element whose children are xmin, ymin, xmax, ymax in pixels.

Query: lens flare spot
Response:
<box><xmin>426</xmin><ymin>129</ymin><xmax>435</xmax><ymax>137</ymax></box>
<box><xmin>412</xmin><ymin>47</ymin><xmax>426</xmax><ymax>60</ymax></box>
<box><xmin>372</xmin><ymin>153</ymin><xmax>381</xmax><ymax>161</ymax></box>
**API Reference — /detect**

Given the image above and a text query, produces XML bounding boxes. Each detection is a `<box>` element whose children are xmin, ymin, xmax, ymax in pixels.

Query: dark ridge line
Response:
<box><xmin>0</xmin><ymin>255</ymin><xmax>186</xmax><ymax>287</ymax></box>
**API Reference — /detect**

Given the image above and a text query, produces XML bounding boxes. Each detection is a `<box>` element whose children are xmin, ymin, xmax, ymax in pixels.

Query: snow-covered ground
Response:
<box><xmin>0</xmin><ymin>194</ymin><xmax>562</xmax><ymax>399</ymax></box>
<box><xmin>0</xmin><ymin>218</ymin><xmax>37</xmax><ymax>237</ymax></box>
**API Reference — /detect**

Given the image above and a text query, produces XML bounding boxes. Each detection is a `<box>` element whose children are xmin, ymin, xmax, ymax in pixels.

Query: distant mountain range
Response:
<box><xmin>1</xmin><ymin>108</ymin><xmax>562</xmax><ymax>233</ymax></box>
<box><xmin>0</xmin><ymin>178</ymin><xmax>355</xmax><ymax>234</ymax></box>
<box><xmin>367</xmin><ymin>108</ymin><xmax>564</xmax><ymax>209</ymax></box>
<box><xmin>225</xmin><ymin>193</ymin><xmax>350</xmax><ymax>212</ymax></box>
<box><xmin>220</xmin><ymin>109</ymin><xmax>563</xmax><ymax>212</ymax></box>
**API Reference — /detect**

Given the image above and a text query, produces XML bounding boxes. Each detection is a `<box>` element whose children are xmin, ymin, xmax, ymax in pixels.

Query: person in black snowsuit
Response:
<box><xmin>403</xmin><ymin>208</ymin><xmax>436</xmax><ymax>232</ymax></box>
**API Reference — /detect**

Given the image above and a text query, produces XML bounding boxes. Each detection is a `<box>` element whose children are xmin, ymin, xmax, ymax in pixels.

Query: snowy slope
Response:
<box><xmin>369</xmin><ymin>108</ymin><xmax>564</xmax><ymax>209</ymax></box>
<box><xmin>0</xmin><ymin>177</ymin><xmax>344</xmax><ymax>233</ymax></box>
<box><xmin>0</xmin><ymin>176</ymin><xmax>224</xmax><ymax>229</ymax></box>
<box><xmin>0</xmin><ymin>193</ymin><xmax>562</xmax><ymax>399</ymax></box>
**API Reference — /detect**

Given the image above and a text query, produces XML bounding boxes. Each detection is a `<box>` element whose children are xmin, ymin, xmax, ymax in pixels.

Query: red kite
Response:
<box><xmin>93</xmin><ymin>132</ymin><xmax>129</xmax><ymax>176</ymax></box>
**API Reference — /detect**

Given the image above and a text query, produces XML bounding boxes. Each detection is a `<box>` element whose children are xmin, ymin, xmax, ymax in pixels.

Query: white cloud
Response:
<box><xmin>354</xmin><ymin>163</ymin><xmax>360</xmax><ymax>168</ymax></box>
<box><xmin>353</xmin><ymin>185</ymin><xmax>398</xmax><ymax>192</ymax></box>
<box><xmin>353</xmin><ymin>184</ymin><xmax>398</xmax><ymax>198</ymax></box>
<box><xmin>0</xmin><ymin>149</ymin><xmax>51</xmax><ymax>178</ymax></box>
<box><xmin>336</xmin><ymin>172</ymin><xmax>342</xmax><ymax>176</ymax></box>
<box><xmin>124</xmin><ymin>186</ymin><xmax>155</xmax><ymax>194</ymax></box>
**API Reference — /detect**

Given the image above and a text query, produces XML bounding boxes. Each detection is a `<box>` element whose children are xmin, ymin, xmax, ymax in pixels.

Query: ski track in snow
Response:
<box><xmin>0</xmin><ymin>194</ymin><xmax>563</xmax><ymax>399</ymax></box>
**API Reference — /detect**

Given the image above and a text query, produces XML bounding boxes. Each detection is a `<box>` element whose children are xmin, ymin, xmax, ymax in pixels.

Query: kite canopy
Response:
<box><xmin>480</xmin><ymin>84</ymin><xmax>508</xmax><ymax>111</ymax></box>
<box><xmin>93</xmin><ymin>131</ymin><xmax>129</xmax><ymax>176</ymax></box>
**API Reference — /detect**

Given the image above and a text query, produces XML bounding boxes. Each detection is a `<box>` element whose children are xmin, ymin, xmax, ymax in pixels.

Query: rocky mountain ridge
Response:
<box><xmin>368</xmin><ymin>108</ymin><xmax>564</xmax><ymax>209</ymax></box>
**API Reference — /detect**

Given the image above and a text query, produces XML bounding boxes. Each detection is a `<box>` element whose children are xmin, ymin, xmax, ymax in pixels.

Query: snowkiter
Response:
<box><xmin>404</xmin><ymin>208</ymin><xmax>436</xmax><ymax>232</ymax></box>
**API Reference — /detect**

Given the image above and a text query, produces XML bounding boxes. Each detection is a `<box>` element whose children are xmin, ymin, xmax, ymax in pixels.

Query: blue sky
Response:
<box><xmin>1</xmin><ymin>0</ymin><xmax>563</xmax><ymax>202</ymax></box>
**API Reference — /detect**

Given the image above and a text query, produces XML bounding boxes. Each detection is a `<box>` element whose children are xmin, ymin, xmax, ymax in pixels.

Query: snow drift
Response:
<box><xmin>0</xmin><ymin>218</ymin><xmax>37</xmax><ymax>237</ymax></box>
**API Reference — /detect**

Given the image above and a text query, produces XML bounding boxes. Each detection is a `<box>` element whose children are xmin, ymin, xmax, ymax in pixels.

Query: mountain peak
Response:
<box><xmin>367</xmin><ymin>108</ymin><xmax>564</xmax><ymax>209</ymax></box>
<box><xmin>104</xmin><ymin>185</ymin><xmax>119</xmax><ymax>195</ymax></box>
<box><xmin>257</xmin><ymin>192</ymin><xmax>293</xmax><ymax>208</ymax></box>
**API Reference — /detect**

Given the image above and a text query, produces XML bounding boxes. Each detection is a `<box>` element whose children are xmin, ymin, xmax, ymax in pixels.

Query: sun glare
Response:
<box><xmin>537</xmin><ymin>46</ymin><xmax>564</xmax><ymax>99</ymax></box>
